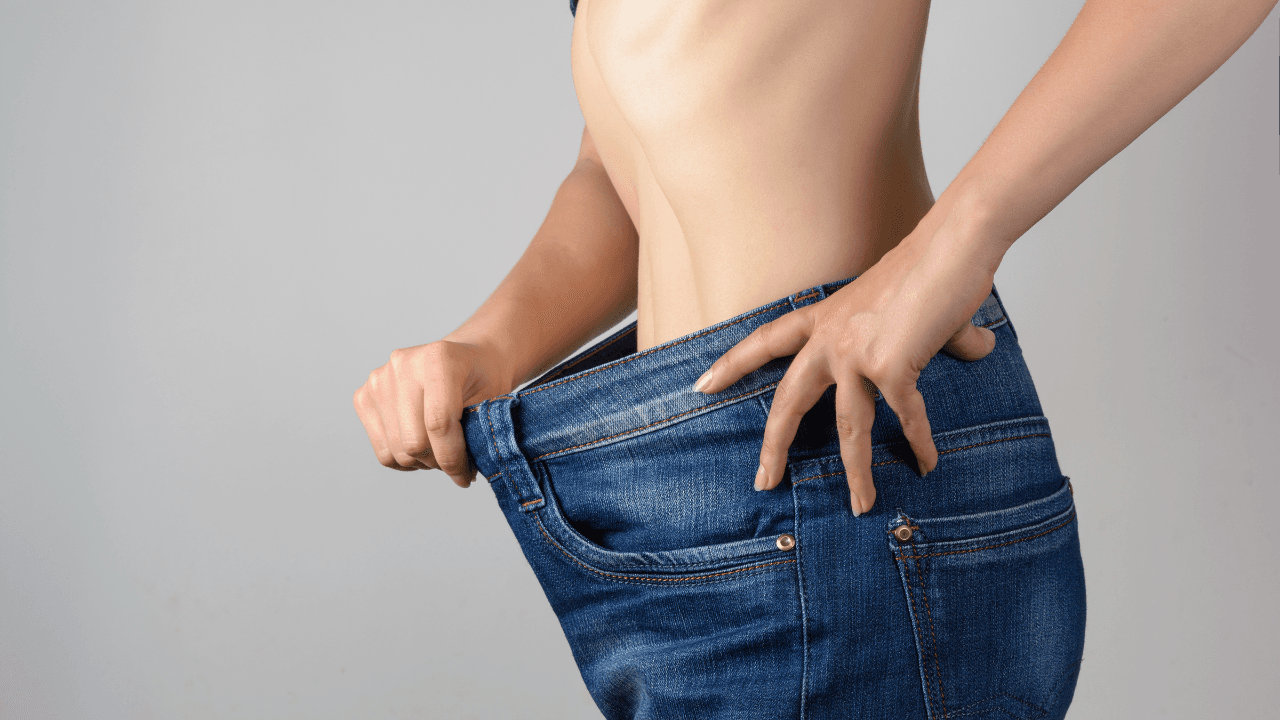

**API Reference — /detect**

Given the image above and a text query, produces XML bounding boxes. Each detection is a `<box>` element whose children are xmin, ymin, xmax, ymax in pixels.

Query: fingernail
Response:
<box><xmin>850</xmin><ymin>492</ymin><xmax>863</xmax><ymax>516</ymax></box>
<box><xmin>693</xmin><ymin>369</ymin><xmax>714</xmax><ymax>393</ymax></box>
<box><xmin>917</xmin><ymin>458</ymin><xmax>929</xmax><ymax>477</ymax></box>
<box><xmin>754</xmin><ymin>464</ymin><xmax>767</xmax><ymax>491</ymax></box>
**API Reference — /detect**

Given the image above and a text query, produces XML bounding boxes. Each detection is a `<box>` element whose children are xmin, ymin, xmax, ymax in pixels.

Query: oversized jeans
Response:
<box><xmin>461</xmin><ymin>275</ymin><xmax>1087</xmax><ymax>720</ymax></box>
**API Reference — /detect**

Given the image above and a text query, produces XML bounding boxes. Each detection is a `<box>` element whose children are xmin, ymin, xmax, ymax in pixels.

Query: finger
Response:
<box><xmin>391</xmin><ymin>351</ymin><xmax>435</xmax><ymax>465</ymax></box>
<box><xmin>423</xmin><ymin>391</ymin><xmax>475</xmax><ymax>489</ymax></box>
<box><xmin>876</xmin><ymin>377</ymin><xmax>938</xmax><ymax>476</ymax></box>
<box><xmin>373</xmin><ymin>368</ymin><xmax>429</xmax><ymax>471</ymax></box>
<box><xmin>695</xmin><ymin>306</ymin><xmax>815</xmax><ymax>394</ymax></box>
<box><xmin>834</xmin><ymin>374</ymin><xmax>878</xmax><ymax>516</ymax></box>
<box><xmin>402</xmin><ymin>350</ymin><xmax>473</xmax><ymax>486</ymax></box>
<box><xmin>354</xmin><ymin>382</ymin><xmax>415</xmax><ymax>471</ymax></box>
<box><xmin>941</xmin><ymin>321</ymin><xmax>997</xmax><ymax>361</ymax></box>
<box><xmin>757</xmin><ymin>354</ymin><xmax>831</xmax><ymax>491</ymax></box>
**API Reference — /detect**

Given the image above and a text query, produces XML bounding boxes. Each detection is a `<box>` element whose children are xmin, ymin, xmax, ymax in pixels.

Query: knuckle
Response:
<box><xmin>835</xmin><ymin>412</ymin><xmax>861</xmax><ymax>439</ymax></box>
<box><xmin>759</xmin><ymin>434</ymin><xmax>782</xmax><ymax>457</ymax></box>
<box><xmin>864</xmin><ymin>356</ymin><xmax>897</xmax><ymax>383</ymax></box>
<box><xmin>401</xmin><ymin>436</ymin><xmax>430</xmax><ymax>458</ymax></box>
<box><xmin>771</xmin><ymin>384</ymin><xmax>801</xmax><ymax>414</ymax></box>
<box><xmin>418</xmin><ymin>341</ymin><xmax>451</xmax><ymax>366</ymax></box>
<box><xmin>423</xmin><ymin>408</ymin><xmax>453</xmax><ymax>435</ymax></box>
<box><xmin>437</xmin><ymin>455</ymin><xmax>468</xmax><ymax>475</ymax></box>
<box><xmin>750</xmin><ymin>323</ymin><xmax>777</xmax><ymax>352</ymax></box>
<box><xmin>391</xmin><ymin>451</ymin><xmax>418</xmax><ymax>467</ymax></box>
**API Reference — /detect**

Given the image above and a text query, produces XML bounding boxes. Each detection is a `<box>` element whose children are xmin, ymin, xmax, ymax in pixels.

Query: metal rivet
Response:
<box><xmin>893</xmin><ymin>526</ymin><xmax>914</xmax><ymax>542</ymax></box>
<box><xmin>776</xmin><ymin>533</ymin><xmax>796</xmax><ymax>551</ymax></box>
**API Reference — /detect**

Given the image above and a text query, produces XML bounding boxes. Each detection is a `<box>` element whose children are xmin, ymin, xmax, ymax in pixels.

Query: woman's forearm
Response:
<box><xmin>931</xmin><ymin>0</ymin><xmax>1277</xmax><ymax>264</ymax></box>
<box><xmin>444</xmin><ymin>129</ymin><xmax>639</xmax><ymax>391</ymax></box>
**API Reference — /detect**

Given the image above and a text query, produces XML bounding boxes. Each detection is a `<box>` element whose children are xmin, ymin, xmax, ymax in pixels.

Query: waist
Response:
<box><xmin>461</xmin><ymin>274</ymin><xmax>1042</xmax><ymax>479</ymax></box>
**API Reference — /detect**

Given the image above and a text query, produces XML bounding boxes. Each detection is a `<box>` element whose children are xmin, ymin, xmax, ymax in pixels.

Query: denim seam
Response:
<box><xmin>533</xmin><ymin>513</ymin><xmax>796</xmax><ymax>584</ymax></box>
<box><xmin>517</xmin><ymin>304</ymin><xmax>781</xmax><ymax>397</ymax></box>
<box><xmin>530</xmin><ymin>380</ymin><xmax>781</xmax><ymax>461</ymax></box>
<box><xmin>990</xmin><ymin>285</ymin><xmax>1018</xmax><ymax>340</ymax></box>
<box><xmin>944</xmin><ymin>692</ymin><xmax>1047</xmax><ymax>718</ymax></box>
<box><xmin>483</xmin><ymin>402</ymin><xmax>522</xmax><ymax>505</ymax></box>
<box><xmin>893</xmin><ymin>510</ymin><xmax>1076</xmax><ymax>560</ymax></box>
<box><xmin>790</xmin><ymin>484</ymin><xmax>810</xmax><ymax>720</ymax></box>
<box><xmin>1042</xmin><ymin>659</ymin><xmax>1084</xmax><ymax>714</ymax></box>
<box><xmin>461</xmin><ymin>298</ymin><xmax>1007</xmax><ymax>418</ymax></box>
<box><xmin>531</xmin><ymin>458</ymin><xmax>792</xmax><ymax>570</ymax></box>
<box><xmin>900</xmin><ymin>548</ymin><xmax>941</xmax><ymax>718</ymax></box>
<box><xmin>791</xmin><ymin>432</ymin><xmax>1053</xmax><ymax>484</ymax></box>
<box><xmin>909</xmin><ymin>542</ymin><xmax>949</xmax><ymax>719</ymax></box>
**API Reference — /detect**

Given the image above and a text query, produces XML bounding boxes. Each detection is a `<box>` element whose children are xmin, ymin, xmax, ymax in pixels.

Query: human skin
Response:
<box><xmin>354</xmin><ymin>0</ymin><xmax>1278</xmax><ymax>513</ymax></box>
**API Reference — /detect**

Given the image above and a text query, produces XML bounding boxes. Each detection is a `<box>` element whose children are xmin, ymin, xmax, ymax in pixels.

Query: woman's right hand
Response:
<box><xmin>353</xmin><ymin>339</ymin><xmax>516</xmax><ymax>487</ymax></box>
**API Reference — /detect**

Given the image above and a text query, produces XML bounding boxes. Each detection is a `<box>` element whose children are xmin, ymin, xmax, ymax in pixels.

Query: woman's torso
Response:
<box><xmin>571</xmin><ymin>0</ymin><xmax>937</xmax><ymax>350</ymax></box>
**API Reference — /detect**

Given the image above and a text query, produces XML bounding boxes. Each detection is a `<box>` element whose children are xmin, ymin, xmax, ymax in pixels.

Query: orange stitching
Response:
<box><xmin>893</xmin><ymin>511</ymin><xmax>1076</xmax><ymax>560</ymax></box>
<box><xmin>520</xmin><ymin>499</ymin><xmax>541</xmax><ymax>507</ymax></box>
<box><xmin>531</xmin><ymin>381</ymin><xmax>781</xmax><ymax>460</ymax></box>
<box><xmin>500</xmin><ymin>301</ymin><xmax>1000</xmax><ymax>404</ymax></box>
<box><xmin>485</xmin><ymin>402</ymin><xmax>537</xmax><ymax>505</ymax></box>
<box><xmin>534</xmin><ymin>326</ymin><xmax>638</xmax><ymax>385</ymax></box>
<box><xmin>519</xmin><ymin>305</ymin><xmax>780</xmax><ymax>397</ymax></box>
<box><xmin>466</xmin><ymin>393</ymin><xmax>516</xmax><ymax>415</ymax></box>
<box><xmin>792</xmin><ymin>290</ymin><xmax>820</xmax><ymax>303</ymax></box>
<box><xmin>910</xmin><ymin>542</ymin><xmax>948</xmax><ymax>719</ymax></box>
<box><xmin>792</xmin><ymin>432</ymin><xmax>1052</xmax><ymax>483</ymax></box>
<box><xmin>901</xmin><ymin>549</ymin><xmax>939</xmax><ymax>716</ymax></box>
<box><xmin>534</xmin><ymin>514</ymin><xmax>794</xmax><ymax>583</ymax></box>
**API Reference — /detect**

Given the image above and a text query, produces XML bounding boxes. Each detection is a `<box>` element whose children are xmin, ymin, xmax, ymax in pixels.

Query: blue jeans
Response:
<box><xmin>461</xmin><ymin>275</ymin><xmax>1086</xmax><ymax>720</ymax></box>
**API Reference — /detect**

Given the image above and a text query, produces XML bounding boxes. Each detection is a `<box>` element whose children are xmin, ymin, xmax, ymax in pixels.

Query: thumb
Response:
<box><xmin>942</xmin><ymin>322</ymin><xmax>996</xmax><ymax>361</ymax></box>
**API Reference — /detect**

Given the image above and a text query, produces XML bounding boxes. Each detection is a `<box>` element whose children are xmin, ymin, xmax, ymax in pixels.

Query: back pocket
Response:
<box><xmin>887</xmin><ymin>478</ymin><xmax>1086</xmax><ymax>720</ymax></box>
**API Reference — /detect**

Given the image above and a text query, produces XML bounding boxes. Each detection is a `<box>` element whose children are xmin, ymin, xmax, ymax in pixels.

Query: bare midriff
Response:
<box><xmin>571</xmin><ymin>0</ymin><xmax>938</xmax><ymax>351</ymax></box>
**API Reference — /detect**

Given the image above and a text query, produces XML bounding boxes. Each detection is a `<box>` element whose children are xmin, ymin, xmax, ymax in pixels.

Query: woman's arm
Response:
<box><xmin>443</xmin><ymin>126</ymin><xmax>638</xmax><ymax>390</ymax></box>
<box><xmin>935</xmin><ymin>0</ymin><xmax>1278</xmax><ymax>269</ymax></box>
<box><xmin>354</xmin><ymin>126</ymin><xmax>637</xmax><ymax>486</ymax></box>
<box><xmin>697</xmin><ymin>0</ymin><xmax>1277</xmax><ymax>514</ymax></box>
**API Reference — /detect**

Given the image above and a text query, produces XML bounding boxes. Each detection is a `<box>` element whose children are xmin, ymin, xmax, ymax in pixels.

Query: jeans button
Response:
<box><xmin>776</xmin><ymin>533</ymin><xmax>796</xmax><ymax>551</ymax></box>
<box><xmin>893</xmin><ymin>526</ymin><xmax>914</xmax><ymax>542</ymax></box>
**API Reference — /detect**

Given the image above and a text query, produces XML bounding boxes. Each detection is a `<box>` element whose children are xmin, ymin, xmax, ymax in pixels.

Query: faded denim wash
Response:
<box><xmin>461</xmin><ymin>274</ymin><xmax>1086</xmax><ymax>720</ymax></box>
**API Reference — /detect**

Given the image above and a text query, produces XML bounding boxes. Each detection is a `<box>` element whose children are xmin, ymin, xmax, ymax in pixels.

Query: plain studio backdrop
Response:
<box><xmin>2</xmin><ymin>1</ymin><xmax>1277</xmax><ymax>718</ymax></box>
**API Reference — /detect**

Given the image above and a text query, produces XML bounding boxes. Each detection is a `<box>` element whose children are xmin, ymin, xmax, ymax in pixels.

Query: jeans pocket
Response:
<box><xmin>526</xmin><ymin>458</ymin><xmax>799</xmax><ymax>585</ymax></box>
<box><xmin>887</xmin><ymin>478</ymin><xmax>1086</xmax><ymax>720</ymax></box>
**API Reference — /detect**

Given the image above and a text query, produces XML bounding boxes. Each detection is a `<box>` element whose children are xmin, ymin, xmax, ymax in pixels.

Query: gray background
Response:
<box><xmin>2</xmin><ymin>0</ymin><xmax>1276</xmax><ymax>717</ymax></box>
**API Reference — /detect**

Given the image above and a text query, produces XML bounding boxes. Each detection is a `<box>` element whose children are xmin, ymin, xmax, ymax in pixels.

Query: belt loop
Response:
<box><xmin>788</xmin><ymin>285</ymin><xmax>827</xmax><ymax>311</ymax></box>
<box><xmin>483</xmin><ymin>396</ymin><xmax>546</xmax><ymax>512</ymax></box>
<box><xmin>988</xmin><ymin>284</ymin><xmax>1018</xmax><ymax>340</ymax></box>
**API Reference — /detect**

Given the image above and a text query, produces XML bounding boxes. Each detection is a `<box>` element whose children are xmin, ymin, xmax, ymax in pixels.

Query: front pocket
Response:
<box><xmin>527</xmin><ymin>458</ymin><xmax>800</xmax><ymax>584</ymax></box>
<box><xmin>888</xmin><ymin>478</ymin><xmax>1086</xmax><ymax>720</ymax></box>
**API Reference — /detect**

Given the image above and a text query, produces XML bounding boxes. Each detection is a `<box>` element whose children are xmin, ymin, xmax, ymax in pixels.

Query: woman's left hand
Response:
<box><xmin>693</xmin><ymin>220</ymin><xmax>1005</xmax><ymax>515</ymax></box>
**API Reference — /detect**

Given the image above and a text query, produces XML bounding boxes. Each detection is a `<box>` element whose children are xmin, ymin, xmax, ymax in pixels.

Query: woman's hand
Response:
<box><xmin>693</xmin><ymin>220</ymin><xmax>1006</xmax><ymax>515</ymax></box>
<box><xmin>353</xmin><ymin>340</ymin><xmax>515</xmax><ymax>487</ymax></box>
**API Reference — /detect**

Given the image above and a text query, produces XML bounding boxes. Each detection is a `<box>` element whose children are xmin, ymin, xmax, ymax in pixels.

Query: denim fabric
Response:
<box><xmin>461</xmin><ymin>275</ymin><xmax>1086</xmax><ymax>720</ymax></box>
<box><xmin>570</xmin><ymin>0</ymin><xmax>578</xmax><ymax>17</ymax></box>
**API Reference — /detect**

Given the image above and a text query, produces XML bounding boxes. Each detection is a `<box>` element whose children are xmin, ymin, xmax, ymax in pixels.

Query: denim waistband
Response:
<box><xmin>460</xmin><ymin>274</ymin><xmax>1019</xmax><ymax>489</ymax></box>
